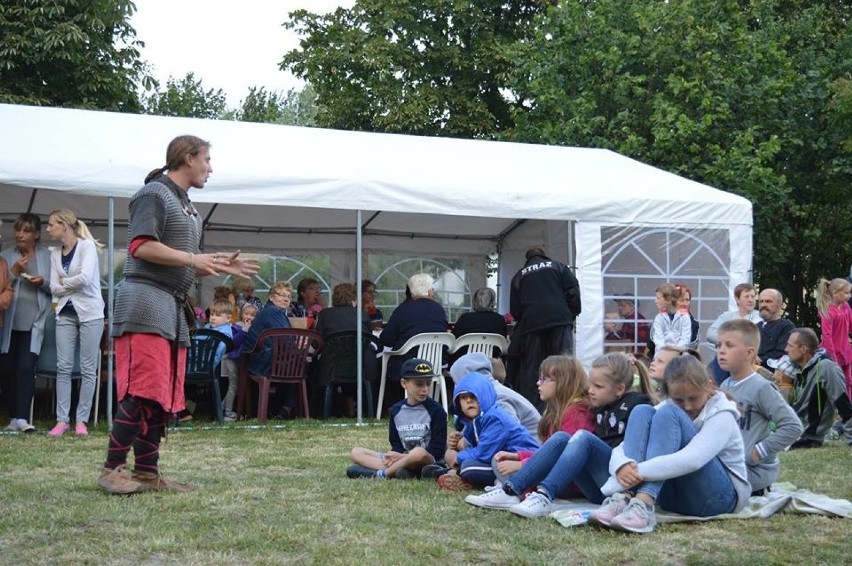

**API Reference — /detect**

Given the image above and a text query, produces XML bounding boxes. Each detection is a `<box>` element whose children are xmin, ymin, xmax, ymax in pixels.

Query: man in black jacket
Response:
<box><xmin>508</xmin><ymin>247</ymin><xmax>581</xmax><ymax>403</ymax></box>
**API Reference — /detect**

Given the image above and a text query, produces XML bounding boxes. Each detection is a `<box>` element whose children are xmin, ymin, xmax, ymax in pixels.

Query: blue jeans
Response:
<box><xmin>625</xmin><ymin>404</ymin><xmax>737</xmax><ymax>516</ymax></box>
<box><xmin>505</xmin><ymin>431</ymin><xmax>611</xmax><ymax>503</ymax></box>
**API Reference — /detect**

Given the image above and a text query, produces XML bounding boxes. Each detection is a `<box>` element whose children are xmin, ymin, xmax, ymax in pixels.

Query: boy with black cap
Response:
<box><xmin>347</xmin><ymin>358</ymin><xmax>447</xmax><ymax>479</ymax></box>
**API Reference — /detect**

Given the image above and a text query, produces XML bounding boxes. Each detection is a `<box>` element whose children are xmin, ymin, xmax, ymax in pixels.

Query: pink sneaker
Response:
<box><xmin>75</xmin><ymin>422</ymin><xmax>89</xmax><ymax>436</ymax></box>
<box><xmin>48</xmin><ymin>422</ymin><xmax>70</xmax><ymax>437</ymax></box>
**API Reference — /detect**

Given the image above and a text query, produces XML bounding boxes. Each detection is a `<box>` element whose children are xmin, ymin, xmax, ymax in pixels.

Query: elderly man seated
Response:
<box><xmin>379</xmin><ymin>273</ymin><xmax>448</xmax><ymax>406</ymax></box>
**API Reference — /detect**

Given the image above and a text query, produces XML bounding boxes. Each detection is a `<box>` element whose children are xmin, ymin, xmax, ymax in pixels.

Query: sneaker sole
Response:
<box><xmin>509</xmin><ymin>505</ymin><xmax>552</xmax><ymax>518</ymax></box>
<box><xmin>588</xmin><ymin>512</ymin><xmax>619</xmax><ymax>528</ymax></box>
<box><xmin>464</xmin><ymin>495</ymin><xmax>519</xmax><ymax>509</ymax></box>
<box><xmin>608</xmin><ymin>518</ymin><xmax>656</xmax><ymax>534</ymax></box>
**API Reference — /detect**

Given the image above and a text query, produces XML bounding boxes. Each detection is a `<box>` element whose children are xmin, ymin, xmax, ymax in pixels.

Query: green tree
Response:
<box><xmin>143</xmin><ymin>72</ymin><xmax>228</xmax><ymax>119</ymax></box>
<box><xmin>0</xmin><ymin>0</ymin><xmax>148</xmax><ymax>110</ymax></box>
<box><xmin>235</xmin><ymin>84</ymin><xmax>318</xmax><ymax>126</ymax></box>
<box><xmin>281</xmin><ymin>0</ymin><xmax>554</xmax><ymax>136</ymax></box>
<box><xmin>505</xmin><ymin>0</ymin><xmax>852</xmax><ymax>324</ymax></box>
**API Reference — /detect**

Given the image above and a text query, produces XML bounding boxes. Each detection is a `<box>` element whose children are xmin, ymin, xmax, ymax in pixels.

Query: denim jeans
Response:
<box><xmin>55</xmin><ymin>313</ymin><xmax>103</xmax><ymax>423</ymax></box>
<box><xmin>625</xmin><ymin>404</ymin><xmax>737</xmax><ymax>516</ymax></box>
<box><xmin>505</xmin><ymin>431</ymin><xmax>611</xmax><ymax>503</ymax></box>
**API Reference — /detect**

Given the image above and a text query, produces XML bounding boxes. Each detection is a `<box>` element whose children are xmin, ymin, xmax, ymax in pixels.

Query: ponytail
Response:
<box><xmin>145</xmin><ymin>165</ymin><xmax>168</xmax><ymax>184</ymax></box>
<box><xmin>816</xmin><ymin>278</ymin><xmax>852</xmax><ymax>316</ymax></box>
<box><xmin>49</xmin><ymin>209</ymin><xmax>103</xmax><ymax>248</ymax></box>
<box><xmin>145</xmin><ymin>135</ymin><xmax>211</xmax><ymax>185</ymax></box>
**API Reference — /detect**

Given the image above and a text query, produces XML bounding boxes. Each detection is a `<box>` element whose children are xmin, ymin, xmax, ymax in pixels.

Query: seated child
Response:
<box><xmin>591</xmin><ymin>355</ymin><xmax>750</xmax><ymax>534</ymax></box>
<box><xmin>465</xmin><ymin>352</ymin><xmax>654</xmax><ymax>517</ymax></box>
<box><xmin>449</xmin><ymin>352</ymin><xmax>541</xmax><ymax>436</ymax></box>
<box><xmin>183</xmin><ymin>298</ymin><xmax>233</xmax><ymax>422</ymax></box>
<box><xmin>347</xmin><ymin>358</ymin><xmax>447</xmax><ymax>479</ymax></box>
<box><xmin>604</xmin><ymin>312</ymin><xmax>623</xmax><ymax>341</ymax></box>
<box><xmin>718</xmin><ymin>320</ymin><xmax>802</xmax><ymax>495</ymax></box>
<box><xmin>435</xmin><ymin>371</ymin><xmax>540</xmax><ymax>491</ymax></box>
<box><xmin>238</xmin><ymin>302</ymin><xmax>258</xmax><ymax>331</ymax></box>
<box><xmin>204</xmin><ymin>298</ymin><xmax>234</xmax><ymax>369</ymax></box>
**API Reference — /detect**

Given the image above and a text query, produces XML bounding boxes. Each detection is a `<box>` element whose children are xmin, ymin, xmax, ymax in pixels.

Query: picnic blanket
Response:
<box><xmin>550</xmin><ymin>482</ymin><xmax>852</xmax><ymax>528</ymax></box>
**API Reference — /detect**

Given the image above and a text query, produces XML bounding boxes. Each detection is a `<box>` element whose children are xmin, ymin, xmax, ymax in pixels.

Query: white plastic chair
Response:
<box><xmin>450</xmin><ymin>333</ymin><xmax>509</xmax><ymax>362</ymax></box>
<box><xmin>376</xmin><ymin>332</ymin><xmax>456</xmax><ymax>418</ymax></box>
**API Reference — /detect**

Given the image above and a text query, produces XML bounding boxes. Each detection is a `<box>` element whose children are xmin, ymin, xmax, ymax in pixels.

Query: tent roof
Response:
<box><xmin>0</xmin><ymin>104</ymin><xmax>751</xmax><ymax>255</ymax></box>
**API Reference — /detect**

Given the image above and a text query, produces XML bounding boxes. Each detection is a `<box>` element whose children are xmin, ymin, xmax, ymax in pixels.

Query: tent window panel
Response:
<box><xmin>368</xmin><ymin>255</ymin><xmax>476</xmax><ymax>323</ymax></box>
<box><xmin>601</xmin><ymin>226</ymin><xmax>731</xmax><ymax>347</ymax></box>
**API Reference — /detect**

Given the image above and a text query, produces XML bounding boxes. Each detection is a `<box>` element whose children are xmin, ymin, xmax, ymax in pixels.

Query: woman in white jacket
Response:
<box><xmin>46</xmin><ymin>209</ymin><xmax>105</xmax><ymax>437</ymax></box>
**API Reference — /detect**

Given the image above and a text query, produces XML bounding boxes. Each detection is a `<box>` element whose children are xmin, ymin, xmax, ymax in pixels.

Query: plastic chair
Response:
<box><xmin>32</xmin><ymin>314</ymin><xmax>101</xmax><ymax>425</ymax></box>
<box><xmin>239</xmin><ymin>328</ymin><xmax>323</xmax><ymax>423</ymax></box>
<box><xmin>376</xmin><ymin>332</ymin><xmax>456</xmax><ymax>418</ymax></box>
<box><xmin>450</xmin><ymin>333</ymin><xmax>509</xmax><ymax>361</ymax></box>
<box><xmin>317</xmin><ymin>330</ymin><xmax>381</xmax><ymax>419</ymax></box>
<box><xmin>185</xmin><ymin>329</ymin><xmax>234</xmax><ymax>423</ymax></box>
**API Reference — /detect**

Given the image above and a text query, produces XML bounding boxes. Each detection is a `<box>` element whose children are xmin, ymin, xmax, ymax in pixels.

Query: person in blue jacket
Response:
<box><xmin>437</xmin><ymin>371</ymin><xmax>540</xmax><ymax>490</ymax></box>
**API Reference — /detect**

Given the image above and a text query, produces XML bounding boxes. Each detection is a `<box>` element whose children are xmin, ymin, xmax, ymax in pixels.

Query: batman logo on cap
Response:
<box><xmin>415</xmin><ymin>363</ymin><xmax>432</xmax><ymax>373</ymax></box>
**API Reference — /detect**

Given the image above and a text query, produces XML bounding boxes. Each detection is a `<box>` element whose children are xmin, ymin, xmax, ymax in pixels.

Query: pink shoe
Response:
<box><xmin>48</xmin><ymin>422</ymin><xmax>70</xmax><ymax>437</ymax></box>
<box><xmin>75</xmin><ymin>422</ymin><xmax>88</xmax><ymax>436</ymax></box>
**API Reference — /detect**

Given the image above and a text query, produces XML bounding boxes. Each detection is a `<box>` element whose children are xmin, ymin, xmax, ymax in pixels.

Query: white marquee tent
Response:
<box><xmin>0</xmin><ymin>103</ymin><xmax>753</xmax><ymax>373</ymax></box>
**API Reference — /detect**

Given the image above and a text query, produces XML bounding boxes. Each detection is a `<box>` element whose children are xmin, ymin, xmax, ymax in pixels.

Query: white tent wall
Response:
<box><xmin>0</xmin><ymin>104</ymin><xmax>753</xmax><ymax>368</ymax></box>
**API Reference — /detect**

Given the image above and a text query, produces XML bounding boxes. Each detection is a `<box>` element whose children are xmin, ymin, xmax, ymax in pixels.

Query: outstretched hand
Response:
<box><xmin>195</xmin><ymin>250</ymin><xmax>260</xmax><ymax>279</ymax></box>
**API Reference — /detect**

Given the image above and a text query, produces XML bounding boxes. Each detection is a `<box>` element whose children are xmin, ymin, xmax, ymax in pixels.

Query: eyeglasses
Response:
<box><xmin>271</xmin><ymin>291</ymin><xmax>291</xmax><ymax>299</ymax></box>
<box><xmin>537</xmin><ymin>374</ymin><xmax>554</xmax><ymax>385</ymax></box>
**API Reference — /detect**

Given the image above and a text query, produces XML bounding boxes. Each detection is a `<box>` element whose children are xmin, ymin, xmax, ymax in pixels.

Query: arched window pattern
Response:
<box><xmin>372</xmin><ymin>256</ymin><xmax>472</xmax><ymax>323</ymax></box>
<box><xmin>601</xmin><ymin>227</ymin><xmax>731</xmax><ymax>353</ymax></box>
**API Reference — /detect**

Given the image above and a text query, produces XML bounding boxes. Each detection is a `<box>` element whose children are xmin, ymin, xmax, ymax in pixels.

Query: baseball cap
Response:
<box><xmin>401</xmin><ymin>358</ymin><xmax>437</xmax><ymax>379</ymax></box>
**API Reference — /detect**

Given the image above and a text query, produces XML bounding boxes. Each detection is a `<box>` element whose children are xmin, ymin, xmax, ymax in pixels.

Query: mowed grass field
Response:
<box><xmin>1</xmin><ymin>419</ymin><xmax>850</xmax><ymax>565</ymax></box>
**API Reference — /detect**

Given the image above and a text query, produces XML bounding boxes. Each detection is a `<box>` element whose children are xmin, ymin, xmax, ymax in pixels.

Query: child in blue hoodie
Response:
<box><xmin>437</xmin><ymin>371</ymin><xmax>540</xmax><ymax>491</ymax></box>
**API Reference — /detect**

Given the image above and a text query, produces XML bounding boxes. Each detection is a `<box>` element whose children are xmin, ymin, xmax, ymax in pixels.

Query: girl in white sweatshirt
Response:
<box><xmin>590</xmin><ymin>355</ymin><xmax>749</xmax><ymax>533</ymax></box>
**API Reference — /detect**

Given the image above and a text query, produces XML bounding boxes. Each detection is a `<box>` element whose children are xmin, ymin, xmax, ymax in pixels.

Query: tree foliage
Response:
<box><xmin>281</xmin><ymin>0</ymin><xmax>555</xmax><ymax>136</ymax></box>
<box><xmin>0</xmin><ymin>0</ymin><xmax>148</xmax><ymax>111</ymax></box>
<box><xmin>235</xmin><ymin>84</ymin><xmax>318</xmax><ymax>126</ymax></box>
<box><xmin>143</xmin><ymin>72</ymin><xmax>228</xmax><ymax>119</ymax></box>
<box><xmin>504</xmin><ymin>0</ymin><xmax>852</xmax><ymax>324</ymax></box>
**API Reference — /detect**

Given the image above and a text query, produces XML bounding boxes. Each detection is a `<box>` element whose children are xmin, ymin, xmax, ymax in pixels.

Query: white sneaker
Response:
<box><xmin>509</xmin><ymin>491</ymin><xmax>553</xmax><ymax>518</ymax></box>
<box><xmin>4</xmin><ymin>419</ymin><xmax>18</xmax><ymax>432</ymax></box>
<box><xmin>465</xmin><ymin>485</ymin><xmax>520</xmax><ymax>509</ymax></box>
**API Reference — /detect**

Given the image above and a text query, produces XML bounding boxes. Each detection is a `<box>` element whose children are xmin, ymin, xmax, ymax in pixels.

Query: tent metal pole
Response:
<box><xmin>356</xmin><ymin>210</ymin><xmax>363</xmax><ymax>425</ymax></box>
<box><xmin>107</xmin><ymin>197</ymin><xmax>115</xmax><ymax>430</ymax></box>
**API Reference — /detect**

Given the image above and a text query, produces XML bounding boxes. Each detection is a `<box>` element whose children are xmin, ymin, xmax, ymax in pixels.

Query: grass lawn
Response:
<box><xmin>1</xmin><ymin>419</ymin><xmax>850</xmax><ymax>565</ymax></box>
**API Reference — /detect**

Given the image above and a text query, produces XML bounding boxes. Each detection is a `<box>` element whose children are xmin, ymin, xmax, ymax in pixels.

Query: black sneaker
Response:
<box><xmin>346</xmin><ymin>465</ymin><xmax>379</xmax><ymax>479</ymax></box>
<box><xmin>790</xmin><ymin>438</ymin><xmax>823</xmax><ymax>450</ymax></box>
<box><xmin>420</xmin><ymin>464</ymin><xmax>450</xmax><ymax>480</ymax></box>
<box><xmin>392</xmin><ymin>468</ymin><xmax>416</xmax><ymax>480</ymax></box>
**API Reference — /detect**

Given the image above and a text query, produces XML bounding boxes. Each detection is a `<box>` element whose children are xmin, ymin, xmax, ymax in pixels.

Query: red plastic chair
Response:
<box><xmin>238</xmin><ymin>328</ymin><xmax>323</xmax><ymax>423</ymax></box>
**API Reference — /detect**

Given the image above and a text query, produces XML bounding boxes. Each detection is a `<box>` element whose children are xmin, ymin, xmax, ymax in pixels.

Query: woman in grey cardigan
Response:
<box><xmin>1</xmin><ymin>213</ymin><xmax>52</xmax><ymax>432</ymax></box>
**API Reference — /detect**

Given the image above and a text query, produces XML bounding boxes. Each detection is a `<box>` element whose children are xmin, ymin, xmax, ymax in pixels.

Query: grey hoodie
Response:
<box><xmin>450</xmin><ymin>353</ymin><xmax>541</xmax><ymax>436</ymax></box>
<box><xmin>720</xmin><ymin>373</ymin><xmax>803</xmax><ymax>491</ymax></box>
<box><xmin>605</xmin><ymin>391</ymin><xmax>751</xmax><ymax>513</ymax></box>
